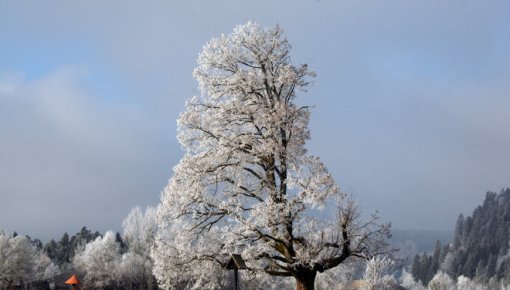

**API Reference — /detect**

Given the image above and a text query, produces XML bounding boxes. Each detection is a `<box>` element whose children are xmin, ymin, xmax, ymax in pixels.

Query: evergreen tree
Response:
<box><xmin>421</xmin><ymin>253</ymin><xmax>433</xmax><ymax>284</ymax></box>
<box><xmin>444</xmin><ymin>189</ymin><xmax>510</xmax><ymax>281</ymax></box>
<box><xmin>453</xmin><ymin>214</ymin><xmax>464</xmax><ymax>249</ymax></box>
<box><xmin>31</xmin><ymin>238</ymin><xmax>43</xmax><ymax>250</ymax></box>
<box><xmin>56</xmin><ymin>232</ymin><xmax>71</xmax><ymax>264</ymax></box>
<box><xmin>42</xmin><ymin>227</ymin><xmax>103</xmax><ymax>267</ymax></box>
<box><xmin>411</xmin><ymin>254</ymin><xmax>422</xmax><ymax>283</ymax></box>
<box><xmin>475</xmin><ymin>259</ymin><xmax>487</xmax><ymax>282</ymax></box>
<box><xmin>44</xmin><ymin>239</ymin><xmax>58</xmax><ymax>262</ymax></box>
<box><xmin>486</xmin><ymin>254</ymin><xmax>497</xmax><ymax>278</ymax></box>
<box><xmin>440</xmin><ymin>243</ymin><xmax>450</xmax><ymax>265</ymax></box>
<box><xmin>431</xmin><ymin>241</ymin><xmax>441</xmax><ymax>271</ymax></box>
<box><xmin>115</xmin><ymin>232</ymin><xmax>127</xmax><ymax>254</ymax></box>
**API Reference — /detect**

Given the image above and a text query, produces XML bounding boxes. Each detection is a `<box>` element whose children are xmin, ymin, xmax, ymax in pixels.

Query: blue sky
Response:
<box><xmin>1</xmin><ymin>0</ymin><xmax>509</xmax><ymax>240</ymax></box>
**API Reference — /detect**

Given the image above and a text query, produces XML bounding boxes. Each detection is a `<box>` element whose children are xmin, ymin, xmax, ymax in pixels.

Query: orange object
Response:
<box><xmin>65</xmin><ymin>274</ymin><xmax>80</xmax><ymax>285</ymax></box>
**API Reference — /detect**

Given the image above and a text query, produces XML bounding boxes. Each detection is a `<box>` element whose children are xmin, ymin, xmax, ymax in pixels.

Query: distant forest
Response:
<box><xmin>411</xmin><ymin>188</ymin><xmax>510</xmax><ymax>286</ymax></box>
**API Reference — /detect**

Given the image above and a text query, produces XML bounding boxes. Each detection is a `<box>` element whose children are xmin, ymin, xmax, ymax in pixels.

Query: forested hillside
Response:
<box><xmin>411</xmin><ymin>188</ymin><xmax>510</xmax><ymax>286</ymax></box>
<box><xmin>450</xmin><ymin>188</ymin><xmax>510</xmax><ymax>280</ymax></box>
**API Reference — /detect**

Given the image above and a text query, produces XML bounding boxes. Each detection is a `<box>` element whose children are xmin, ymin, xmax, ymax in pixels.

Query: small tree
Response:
<box><xmin>0</xmin><ymin>232</ymin><xmax>58</xmax><ymax>288</ymax></box>
<box><xmin>122</xmin><ymin>206</ymin><xmax>157</xmax><ymax>256</ymax></box>
<box><xmin>121</xmin><ymin>206</ymin><xmax>158</xmax><ymax>289</ymax></box>
<box><xmin>0</xmin><ymin>233</ymin><xmax>35</xmax><ymax>287</ymax></box>
<box><xmin>33</xmin><ymin>250</ymin><xmax>60</xmax><ymax>282</ymax></box>
<box><xmin>400</xmin><ymin>269</ymin><xmax>426</xmax><ymax>290</ymax></box>
<box><xmin>362</xmin><ymin>256</ymin><xmax>395</xmax><ymax>290</ymax></box>
<box><xmin>428</xmin><ymin>271</ymin><xmax>454</xmax><ymax>290</ymax></box>
<box><xmin>73</xmin><ymin>231</ymin><xmax>122</xmax><ymax>289</ymax></box>
<box><xmin>154</xmin><ymin>22</ymin><xmax>390</xmax><ymax>290</ymax></box>
<box><xmin>456</xmin><ymin>275</ymin><xmax>484</xmax><ymax>290</ymax></box>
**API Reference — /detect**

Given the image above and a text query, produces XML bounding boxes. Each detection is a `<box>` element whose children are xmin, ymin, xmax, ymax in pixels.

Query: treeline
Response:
<box><xmin>410</xmin><ymin>240</ymin><xmax>449</xmax><ymax>285</ymax></box>
<box><xmin>41</xmin><ymin>227</ymin><xmax>103</xmax><ymax>267</ymax></box>
<box><xmin>0</xmin><ymin>232</ymin><xmax>59</xmax><ymax>288</ymax></box>
<box><xmin>0</xmin><ymin>206</ymin><xmax>157</xmax><ymax>290</ymax></box>
<box><xmin>5</xmin><ymin>189</ymin><xmax>510</xmax><ymax>289</ymax></box>
<box><xmin>411</xmin><ymin>188</ymin><xmax>510</xmax><ymax>286</ymax></box>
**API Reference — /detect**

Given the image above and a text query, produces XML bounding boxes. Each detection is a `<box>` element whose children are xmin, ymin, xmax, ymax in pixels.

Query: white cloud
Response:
<box><xmin>0</xmin><ymin>68</ymin><xmax>174</xmax><ymax>240</ymax></box>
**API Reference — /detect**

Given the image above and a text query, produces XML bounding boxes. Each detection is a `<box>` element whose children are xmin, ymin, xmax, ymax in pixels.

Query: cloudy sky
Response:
<box><xmin>1</xmin><ymin>0</ymin><xmax>509</xmax><ymax>240</ymax></box>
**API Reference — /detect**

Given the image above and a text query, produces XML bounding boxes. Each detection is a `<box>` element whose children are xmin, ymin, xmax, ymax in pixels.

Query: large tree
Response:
<box><xmin>154</xmin><ymin>22</ymin><xmax>390</xmax><ymax>290</ymax></box>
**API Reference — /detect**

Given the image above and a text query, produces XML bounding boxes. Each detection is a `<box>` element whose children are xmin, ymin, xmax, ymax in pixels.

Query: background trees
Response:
<box><xmin>0</xmin><ymin>233</ymin><xmax>35</xmax><ymax>287</ymax></box>
<box><xmin>73</xmin><ymin>231</ymin><xmax>121</xmax><ymax>288</ymax></box>
<box><xmin>43</xmin><ymin>226</ymin><xmax>101</xmax><ymax>270</ymax></box>
<box><xmin>154</xmin><ymin>22</ymin><xmax>390</xmax><ymax>290</ymax></box>
<box><xmin>122</xmin><ymin>206</ymin><xmax>157</xmax><ymax>258</ymax></box>
<box><xmin>410</xmin><ymin>188</ymin><xmax>510</xmax><ymax>287</ymax></box>
<box><xmin>0</xmin><ymin>208</ymin><xmax>158</xmax><ymax>289</ymax></box>
<box><xmin>121</xmin><ymin>206</ymin><xmax>158</xmax><ymax>289</ymax></box>
<box><xmin>362</xmin><ymin>256</ymin><xmax>396</xmax><ymax>290</ymax></box>
<box><xmin>72</xmin><ymin>207</ymin><xmax>158</xmax><ymax>289</ymax></box>
<box><xmin>0</xmin><ymin>232</ymin><xmax>58</xmax><ymax>288</ymax></box>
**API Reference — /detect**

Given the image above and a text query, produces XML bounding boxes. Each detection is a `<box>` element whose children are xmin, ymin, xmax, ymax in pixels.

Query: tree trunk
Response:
<box><xmin>295</xmin><ymin>270</ymin><xmax>317</xmax><ymax>290</ymax></box>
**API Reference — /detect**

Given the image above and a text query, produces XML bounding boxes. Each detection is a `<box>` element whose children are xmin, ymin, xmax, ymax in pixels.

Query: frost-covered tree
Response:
<box><xmin>122</xmin><ymin>206</ymin><xmax>157</xmax><ymax>256</ymax></box>
<box><xmin>117</xmin><ymin>252</ymin><xmax>154</xmax><ymax>289</ymax></box>
<box><xmin>0</xmin><ymin>232</ymin><xmax>58</xmax><ymax>288</ymax></box>
<box><xmin>456</xmin><ymin>275</ymin><xmax>485</xmax><ymax>290</ymax></box>
<box><xmin>428</xmin><ymin>271</ymin><xmax>454</xmax><ymax>290</ymax></box>
<box><xmin>152</xmin><ymin>224</ymin><xmax>227</xmax><ymax>290</ymax></box>
<box><xmin>73</xmin><ymin>231</ymin><xmax>122</xmax><ymax>289</ymax></box>
<box><xmin>32</xmin><ymin>250</ymin><xmax>60</xmax><ymax>282</ymax></box>
<box><xmin>71</xmin><ymin>211</ymin><xmax>158</xmax><ymax>290</ymax></box>
<box><xmin>362</xmin><ymin>256</ymin><xmax>395</xmax><ymax>290</ymax></box>
<box><xmin>154</xmin><ymin>22</ymin><xmax>390</xmax><ymax>290</ymax></box>
<box><xmin>0</xmin><ymin>233</ymin><xmax>35</xmax><ymax>287</ymax></box>
<box><xmin>315</xmin><ymin>262</ymin><xmax>358</xmax><ymax>290</ymax></box>
<box><xmin>400</xmin><ymin>269</ymin><xmax>426</xmax><ymax>290</ymax></box>
<box><xmin>121</xmin><ymin>206</ymin><xmax>158</xmax><ymax>289</ymax></box>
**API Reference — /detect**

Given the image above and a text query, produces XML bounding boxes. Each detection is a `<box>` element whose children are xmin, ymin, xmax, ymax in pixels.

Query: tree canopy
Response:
<box><xmin>154</xmin><ymin>22</ymin><xmax>390</xmax><ymax>290</ymax></box>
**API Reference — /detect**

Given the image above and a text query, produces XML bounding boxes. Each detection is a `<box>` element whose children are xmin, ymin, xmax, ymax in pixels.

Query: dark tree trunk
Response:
<box><xmin>295</xmin><ymin>269</ymin><xmax>317</xmax><ymax>290</ymax></box>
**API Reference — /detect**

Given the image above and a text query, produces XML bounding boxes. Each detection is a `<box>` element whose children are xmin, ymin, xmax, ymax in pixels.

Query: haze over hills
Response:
<box><xmin>390</xmin><ymin>228</ymin><xmax>452</xmax><ymax>254</ymax></box>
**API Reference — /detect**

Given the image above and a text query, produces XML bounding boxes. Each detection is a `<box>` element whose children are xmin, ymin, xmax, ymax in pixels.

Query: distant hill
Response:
<box><xmin>389</xmin><ymin>228</ymin><xmax>452</xmax><ymax>254</ymax></box>
<box><xmin>448</xmin><ymin>188</ymin><xmax>510</xmax><ymax>280</ymax></box>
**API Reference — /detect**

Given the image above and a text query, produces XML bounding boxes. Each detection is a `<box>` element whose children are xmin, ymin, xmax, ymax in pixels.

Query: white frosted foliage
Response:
<box><xmin>0</xmin><ymin>232</ymin><xmax>58</xmax><ymax>288</ymax></box>
<box><xmin>73</xmin><ymin>231</ymin><xmax>121</xmax><ymax>288</ymax></box>
<box><xmin>428</xmin><ymin>271</ymin><xmax>454</xmax><ymax>290</ymax></box>
<box><xmin>154</xmin><ymin>22</ymin><xmax>390</xmax><ymax>289</ymax></box>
